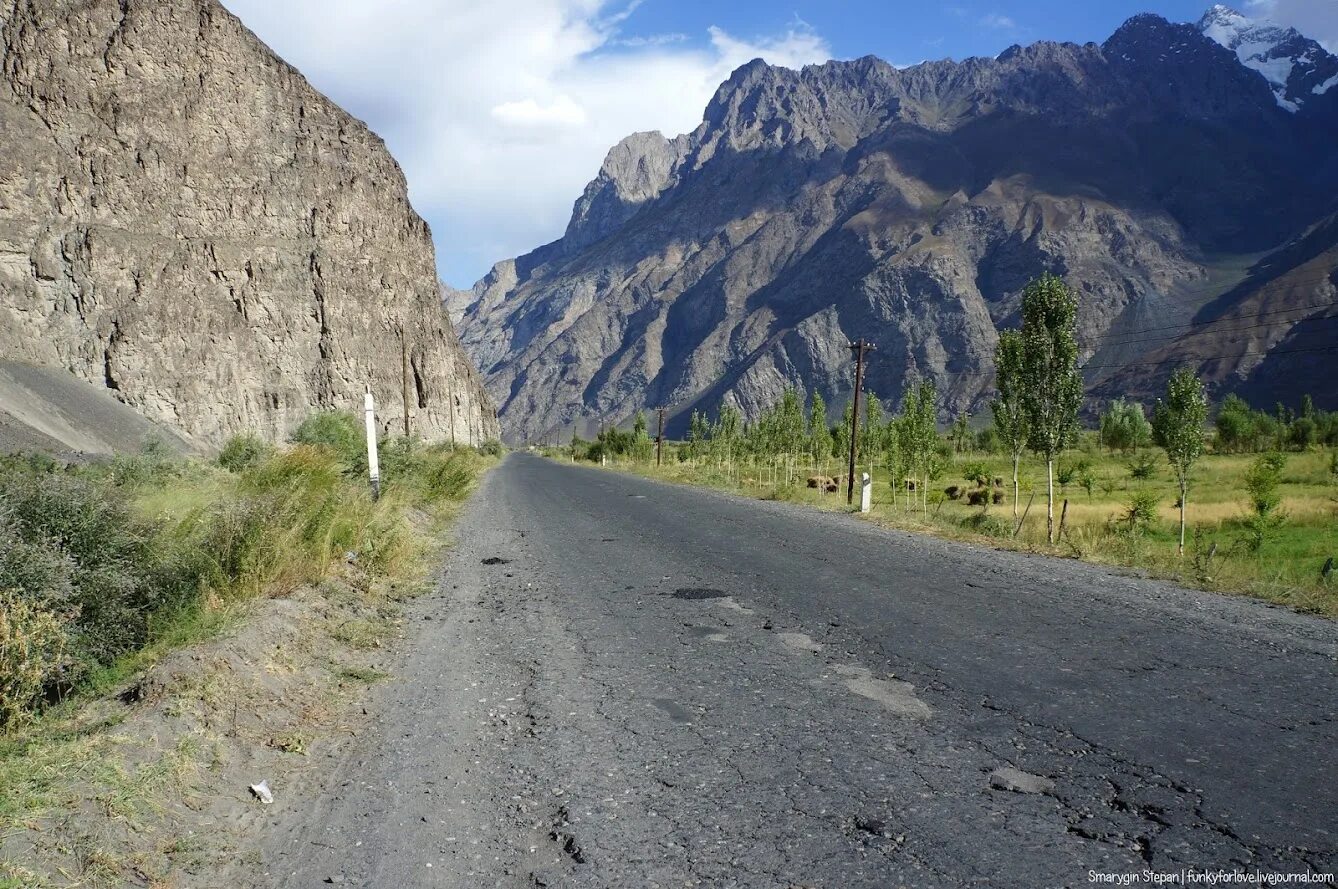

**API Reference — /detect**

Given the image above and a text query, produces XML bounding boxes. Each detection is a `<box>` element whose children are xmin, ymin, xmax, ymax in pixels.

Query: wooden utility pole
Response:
<box><xmin>846</xmin><ymin>338</ymin><xmax>874</xmax><ymax>505</ymax></box>
<box><xmin>656</xmin><ymin>406</ymin><xmax>666</xmax><ymax>466</ymax></box>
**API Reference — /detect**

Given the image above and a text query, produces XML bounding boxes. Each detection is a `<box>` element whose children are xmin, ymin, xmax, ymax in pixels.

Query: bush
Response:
<box><xmin>291</xmin><ymin>411</ymin><xmax>365</xmax><ymax>471</ymax></box>
<box><xmin>958</xmin><ymin>513</ymin><xmax>1010</xmax><ymax>537</ymax></box>
<box><xmin>0</xmin><ymin>471</ymin><xmax>165</xmax><ymax>672</ymax></box>
<box><xmin>477</xmin><ymin>439</ymin><xmax>504</xmax><ymax>457</ymax></box>
<box><xmin>1243</xmin><ymin>452</ymin><xmax>1286</xmax><ymax>517</ymax></box>
<box><xmin>1100</xmin><ymin>399</ymin><xmax>1152</xmax><ymax>453</ymax></box>
<box><xmin>106</xmin><ymin>437</ymin><xmax>179</xmax><ymax>486</ymax></box>
<box><xmin>1127</xmin><ymin>453</ymin><xmax>1158</xmax><ymax>482</ymax></box>
<box><xmin>1057</xmin><ymin>458</ymin><xmax>1091</xmax><ymax>492</ymax></box>
<box><xmin>959</xmin><ymin>461</ymin><xmax>991</xmax><ymax>488</ymax></box>
<box><xmin>0</xmin><ymin>590</ymin><xmax>68</xmax><ymax>731</ymax></box>
<box><xmin>1123</xmin><ymin>490</ymin><xmax>1160</xmax><ymax>534</ymax></box>
<box><xmin>218</xmin><ymin>433</ymin><xmax>273</xmax><ymax>472</ymax></box>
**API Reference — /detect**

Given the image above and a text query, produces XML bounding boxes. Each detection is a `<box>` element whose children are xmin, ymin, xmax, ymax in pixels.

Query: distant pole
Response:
<box><xmin>846</xmin><ymin>338</ymin><xmax>874</xmax><ymax>504</ymax></box>
<box><xmin>400</xmin><ymin>325</ymin><xmax>411</xmax><ymax>440</ymax></box>
<box><xmin>656</xmin><ymin>406</ymin><xmax>666</xmax><ymax>467</ymax></box>
<box><xmin>364</xmin><ymin>384</ymin><xmax>381</xmax><ymax>501</ymax></box>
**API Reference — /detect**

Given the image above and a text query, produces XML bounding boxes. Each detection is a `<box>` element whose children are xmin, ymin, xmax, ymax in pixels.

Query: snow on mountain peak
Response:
<box><xmin>1197</xmin><ymin>4</ymin><xmax>1338</xmax><ymax>111</ymax></box>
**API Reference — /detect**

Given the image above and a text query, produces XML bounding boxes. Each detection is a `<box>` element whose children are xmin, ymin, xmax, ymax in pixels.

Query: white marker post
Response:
<box><xmin>364</xmin><ymin>385</ymin><xmax>381</xmax><ymax>501</ymax></box>
<box><xmin>860</xmin><ymin>472</ymin><xmax>872</xmax><ymax>513</ymax></box>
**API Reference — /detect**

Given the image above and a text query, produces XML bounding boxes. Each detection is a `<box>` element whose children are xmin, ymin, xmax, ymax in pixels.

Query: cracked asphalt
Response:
<box><xmin>246</xmin><ymin>453</ymin><xmax>1337</xmax><ymax>887</ymax></box>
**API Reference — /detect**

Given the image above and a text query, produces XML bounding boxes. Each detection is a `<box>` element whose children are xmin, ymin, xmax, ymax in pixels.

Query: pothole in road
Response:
<box><xmin>652</xmin><ymin>698</ymin><xmax>695</xmax><ymax>723</ymax></box>
<box><xmin>778</xmin><ymin>631</ymin><xmax>823</xmax><ymax>653</ymax></box>
<box><xmin>481</xmin><ymin>557</ymin><xmax>511</xmax><ymax>565</ymax></box>
<box><xmin>833</xmin><ymin>664</ymin><xmax>932</xmax><ymax>718</ymax></box>
<box><xmin>671</xmin><ymin>587</ymin><xmax>728</xmax><ymax>600</ymax></box>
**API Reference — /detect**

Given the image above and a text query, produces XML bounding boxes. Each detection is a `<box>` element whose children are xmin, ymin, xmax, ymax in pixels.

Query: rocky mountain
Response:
<box><xmin>0</xmin><ymin>0</ymin><xmax>498</xmax><ymax>449</ymax></box>
<box><xmin>455</xmin><ymin>8</ymin><xmax>1338</xmax><ymax>443</ymax></box>
<box><xmin>1198</xmin><ymin>4</ymin><xmax>1338</xmax><ymax>111</ymax></box>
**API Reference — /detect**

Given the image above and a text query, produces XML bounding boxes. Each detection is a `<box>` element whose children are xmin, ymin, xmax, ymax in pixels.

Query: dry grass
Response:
<box><xmin>590</xmin><ymin>446</ymin><xmax>1338</xmax><ymax>617</ymax></box>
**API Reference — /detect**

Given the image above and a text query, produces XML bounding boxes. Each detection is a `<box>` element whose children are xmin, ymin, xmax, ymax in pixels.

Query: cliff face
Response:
<box><xmin>0</xmin><ymin>0</ymin><xmax>498</xmax><ymax>447</ymax></box>
<box><xmin>456</xmin><ymin>10</ymin><xmax>1338</xmax><ymax>442</ymax></box>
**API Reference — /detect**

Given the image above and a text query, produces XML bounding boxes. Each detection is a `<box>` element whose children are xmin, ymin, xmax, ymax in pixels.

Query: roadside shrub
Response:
<box><xmin>218</xmin><ymin>433</ymin><xmax>273</xmax><ymax>473</ymax></box>
<box><xmin>0</xmin><ymin>590</ymin><xmax>68</xmax><ymax>731</ymax></box>
<box><xmin>0</xmin><ymin>524</ymin><xmax>73</xmax><ymax>606</ymax></box>
<box><xmin>958</xmin><ymin>513</ymin><xmax>1010</xmax><ymax>537</ymax></box>
<box><xmin>0</xmin><ymin>471</ymin><xmax>164</xmax><ymax>671</ymax></box>
<box><xmin>291</xmin><ymin>411</ymin><xmax>366</xmax><ymax>471</ymax></box>
<box><xmin>478</xmin><ymin>439</ymin><xmax>504</xmax><ymax>457</ymax></box>
<box><xmin>421</xmin><ymin>450</ymin><xmax>482</xmax><ymax>501</ymax></box>
<box><xmin>1122</xmin><ymin>490</ymin><xmax>1160</xmax><ymax>534</ymax></box>
<box><xmin>107</xmin><ymin>437</ymin><xmax>178</xmax><ymax>486</ymax></box>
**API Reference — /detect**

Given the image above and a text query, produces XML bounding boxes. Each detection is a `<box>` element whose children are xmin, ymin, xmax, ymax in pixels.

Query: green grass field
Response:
<box><xmin>572</xmin><ymin>444</ymin><xmax>1338</xmax><ymax>616</ymax></box>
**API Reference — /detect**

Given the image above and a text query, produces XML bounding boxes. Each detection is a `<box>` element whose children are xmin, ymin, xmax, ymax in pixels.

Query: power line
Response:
<box><xmin>922</xmin><ymin>342</ymin><xmax>1338</xmax><ymax>381</ymax></box>
<box><xmin>1084</xmin><ymin>294</ymin><xmax>1337</xmax><ymax>341</ymax></box>
<box><xmin>1081</xmin><ymin>342</ymin><xmax>1338</xmax><ymax>373</ymax></box>
<box><xmin>1096</xmin><ymin>309</ymin><xmax>1338</xmax><ymax>349</ymax></box>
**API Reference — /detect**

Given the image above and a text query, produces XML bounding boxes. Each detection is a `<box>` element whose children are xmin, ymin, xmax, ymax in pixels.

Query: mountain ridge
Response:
<box><xmin>456</xmin><ymin>8</ymin><xmax>1338</xmax><ymax>442</ymax></box>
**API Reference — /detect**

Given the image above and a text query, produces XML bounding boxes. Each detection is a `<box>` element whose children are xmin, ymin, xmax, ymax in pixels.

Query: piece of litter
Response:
<box><xmin>249</xmin><ymin>780</ymin><xmax>274</xmax><ymax>804</ymax></box>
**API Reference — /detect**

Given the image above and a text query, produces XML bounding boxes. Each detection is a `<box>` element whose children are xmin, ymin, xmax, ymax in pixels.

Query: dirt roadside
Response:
<box><xmin>0</xmin><ymin>552</ymin><xmax>441</xmax><ymax>888</ymax></box>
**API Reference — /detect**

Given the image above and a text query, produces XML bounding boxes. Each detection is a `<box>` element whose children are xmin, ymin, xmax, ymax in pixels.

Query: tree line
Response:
<box><xmin>577</xmin><ymin>273</ymin><xmax>1335</xmax><ymax>555</ymax></box>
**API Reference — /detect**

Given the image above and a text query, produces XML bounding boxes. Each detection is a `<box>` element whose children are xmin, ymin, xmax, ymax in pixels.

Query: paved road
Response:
<box><xmin>247</xmin><ymin>453</ymin><xmax>1337</xmax><ymax>887</ymax></box>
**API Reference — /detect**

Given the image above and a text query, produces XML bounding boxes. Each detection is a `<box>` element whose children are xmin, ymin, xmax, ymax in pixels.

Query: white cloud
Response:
<box><xmin>979</xmin><ymin>13</ymin><xmax>1017</xmax><ymax>31</ymax></box>
<box><xmin>218</xmin><ymin>0</ymin><xmax>832</xmax><ymax>286</ymax></box>
<box><xmin>491</xmin><ymin>95</ymin><xmax>589</xmax><ymax>127</ymax></box>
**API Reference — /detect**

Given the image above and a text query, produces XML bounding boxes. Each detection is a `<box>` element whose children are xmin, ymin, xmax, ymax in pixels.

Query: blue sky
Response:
<box><xmin>219</xmin><ymin>0</ymin><xmax>1335</xmax><ymax>288</ymax></box>
<box><xmin>619</xmin><ymin>1</ymin><xmax>1211</xmax><ymax>67</ymax></box>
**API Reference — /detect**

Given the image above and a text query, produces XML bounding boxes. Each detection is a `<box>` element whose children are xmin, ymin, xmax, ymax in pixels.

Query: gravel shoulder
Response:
<box><xmin>242</xmin><ymin>453</ymin><xmax>1338</xmax><ymax>887</ymax></box>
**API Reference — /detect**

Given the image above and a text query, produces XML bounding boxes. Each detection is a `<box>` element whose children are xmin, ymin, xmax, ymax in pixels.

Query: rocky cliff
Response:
<box><xmin>0</xmin><ymin>0</ymin><xmax>498</xmax><ymax>448</ymax></box>
<box><xmin>456</xmin><ymin>7</ymin><xmax>1338</xmax><ymax>442</ymax></box>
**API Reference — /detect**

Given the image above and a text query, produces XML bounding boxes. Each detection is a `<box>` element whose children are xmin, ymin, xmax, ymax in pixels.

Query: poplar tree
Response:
<box><xmin>1151</xmin><ymin>368</ymin><xmax>1208</xmax><ymax>556</ymax></box>
<box><xmin>899</xmin><ymin>380</ymin><xmax>938</xmax><ymax>515</ymax></box>
<box><xmin>991</xmin><ymin>329</ymin><xmax>1029</xmax><ymax>520</ymax></box>
<box><xmin>1018</xmin><ymin>274</ymin><xmax>1083</xmax><ymax>543</ymax></box>
<box><xmin>808</xmin><ymin>391</ymin><xmax>828</xmax><ymax>468</ymax></box>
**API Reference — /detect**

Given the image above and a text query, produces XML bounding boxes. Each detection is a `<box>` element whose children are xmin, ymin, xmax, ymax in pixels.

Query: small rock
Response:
<box><xmin>249</xmin><ymin>779</ymin><xmax>274</xmax><ymax>804</ymax></box>
<box><xmin>989</xmin><ymin>767</ymin><xmax>1054</xmax><ymax>795</ymax></box>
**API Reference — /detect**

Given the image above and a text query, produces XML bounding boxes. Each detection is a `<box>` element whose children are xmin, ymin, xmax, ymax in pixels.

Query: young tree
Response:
<box><xmin>712</xmin><ymin>405</ymin><xmax>742</xmax><ymax>472</ymax></box>
<box><xmin>949</xmin><ymin>412</ymin><xmax>971</xmax><ymax>454</ymax></box>
<box><xmin>864</xmin><ymin>393</ymin><xmax>885</xmax><ymax>467</ymax></box>
<box><xmin>899</xmin><ymin>380</ymin><xmax>938</xmax><ymax>515</ymax></box>
<box><xmin>1018</xmin><ymin>273</ymin><xmax>1084</xmax><ymax>543</ymax></box>
<box><xmin>631</xmin><ymin>410</ymin><xmax>653</xmax><ymax>462</ymax></box>
<box><xmin>1151</xmin><ymin>368</ymin><xmax>1208</xmax><ymax>556</ymax></box>
<box><xmin>808</xmin><ymin>391</ymin><xmax>828</xmax><ymax>468</ymax></box>
<box><xmin>777</xmin><ymin>388</ymin><xmax>807</xmax><ymax>485</ymax></box>
<box><xmin>834</xmin><ymin>400</ymin><xmax>853</xmax><ymax>472</ymax></box>
<box><xmin>686</xmin><ymin>410</ymin><xmax>710</xmax><ymax>462</ymax></box>
<box><xmin>1099</xmin><ymin>398</ymin><xmax>1153</xmax><ymax>454</ymax></box>
<box><xmin>991</xmin><ymin>329</ymin><xmax>1029</xmax><ymax>520</ymax></box>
